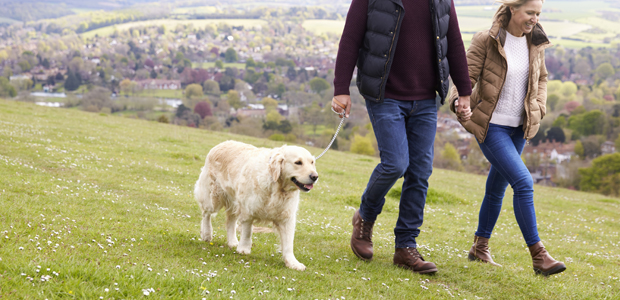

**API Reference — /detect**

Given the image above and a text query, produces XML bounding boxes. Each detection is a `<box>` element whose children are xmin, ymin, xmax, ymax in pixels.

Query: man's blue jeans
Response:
<box><xmin>359</xmin><ymin>98</ymin><xmax>437</xmax><ymax>248</ymax></box>
<box><xmin>476</xmin><ymin>124</ymin><xmax>540</xmax><ymax>246</ymax></box>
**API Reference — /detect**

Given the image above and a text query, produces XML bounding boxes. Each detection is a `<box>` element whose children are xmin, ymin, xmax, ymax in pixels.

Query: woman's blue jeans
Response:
<box><xmin>477</xmin><ymin>124</ymin><xmax>540</xmax><ymax>246</ymax></box>
<box><xmin>360</xmin><ymin>98</ymin><xmax>437</xmax><ymax>248</ymax></box>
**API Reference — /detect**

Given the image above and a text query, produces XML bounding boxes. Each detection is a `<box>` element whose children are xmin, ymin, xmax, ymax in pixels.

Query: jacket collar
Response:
<box><xmin>388</xmin><ymin>0</ymin><xmax>404</xmax><ymax>9</ymax></box>
<box><xmin>489</xmin><ymin>21</ymin><xmax>550</xmax><ymax>48</ymax></box>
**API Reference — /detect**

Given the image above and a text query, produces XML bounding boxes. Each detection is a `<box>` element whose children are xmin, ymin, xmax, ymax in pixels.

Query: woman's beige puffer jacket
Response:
<box><xmin>449</xmin><ymin>22</ymin><xmax>552</xmax><ymax>143</ymax></box>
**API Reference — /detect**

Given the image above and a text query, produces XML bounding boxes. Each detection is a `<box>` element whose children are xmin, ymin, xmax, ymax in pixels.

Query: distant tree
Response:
<box><xmin>278</xmin><ymin>120</ymin><xmax>293</xmax><ymax>134</ymax></box>
<box><xmin>46</xmin><ymin>75</ymin><xmax>56</xmax><ymax>86</ymax></box>
<box><xmin>574</xmin><ymin>140</ymin><xmax>584</xmax><ymax>159</ymax></box>
<box><xmin>81</xmin><ymin>87</ymin><xmax>117</xmax><ymax>112</ymax></box>
<box><xmin>157</xmin><ymin>114</ymin><xmax>169</xmax><ymax>123</ymax></box>
<box><xmin>262</xmin><ymin>97</ymin><xmax>278</xmax><ymax>111</ymax></box>
<box><xmin>246</xmin><ymin>57</ymin><xmax>256</xmax><ymax>69</ymax></box>
<box><xmin>595</xmin><ymin>63</ymin><xmax>614</xmax><ymax>81</ymax></box>
<box><xmin>119</xmin><ymin>79</ymin><xmax>134</xmax><ymax>96</ymax></box>
<box><xmin>350</xmin><ymin>134</ymin><xmax>375</xmax><ymax>156</ymax></box>
<box><xmin>227</xmin><ymin>90</ymin><xmax>242</xmax><ymax>109</ymax></box>
<box><xmin>560</xmin><ymin>81</ymin><xmax>578</xmax><ymax>98</ymax></box>
<box><xmin>64</xmin><ymin>69</ymin><xmax>80</xmax><ymax>91</ymax></box>
<box><xmin>218</xmin><ymin>71</ymin><xmax>236</xmax><ymax>92</ymax></box>
<box><xmin>552</xmin><ymin>115</ymin><xmax>567</xmax><ymax>128</ymax></box>
<box><xmin>150</xmin><ymin>69</ymin><xmax>158</xmax><ymax>79</ymax></box>
<box><xmin>547</xmin><ymin>80</ymin><xmax>562</xmax><ymax>94</ymax></box>
<box><xmin>547</xmin><ymin>93</ymin><xmax>560</xmax><ymax>111</ymax></box>
<box><xmin>581</xmin><ymin>136</ymin><xmax>602</xmax><ymax>158</ymax></box>
<box><xmin>286</xmin><ymin>66</ymin><xmax>297</xmax><ymax>80</ymax></box>
<box><xmin>309</xmin><ymin>77</ymin><xmax>330</xmax><ymax>94</ymax></box>
<box><xmin>194</xmin><ymin>101</ymin><xmax>213</xmax><ymax>119</ymax></box>
<box><xmin>41</xmin><ymin>58</ymin><xmax>50</xmax><ymax>69</ymax></box>
<box><xmin>263</xmin><ymin>110</ymin><xmax>282</xmax><ymax>131</ymax></box>
<box><xmin>175</xmin><ymin>104</ymin><xmax>191</xmax><ymax>118</ymax></box>
<box><xmin>439</xmin><ymin>143</ymin><xmax>463</xmax><ymax>171</ymax></box>
<box><xmin>0</xmin><ymin>77</ymin><xmax>17</xmax><ymax>97</ymax></box>
<box><xmin>302</xmin><ymin>102</ymin><xmax>324</xmax><ymax>134</ymax></box>
<box><xmin>546</xmin><ymin>127</ymin><xmax>566</xmax><ymax>143</ymax></box>
<box><xmin>203</xmin><ymin>80</ymin><xmax>221</xmax><ymax>95</ymax></box>
<box><xmin>224</xmin><ymin>48</ymin><xmax>237</xmax><ymax>63</ymax></box>
<box><xmin>615</xmin><ymin>135</ymin><xmax>620</xmax><ymax>152</ymax></box>
<box><xmin>144</xmin><ymin>58</ymin><xmax>155</xmax><ymax>69</ymax></box>
<box><xmin>215</xmin><ymin>60</ymin><xmax>224</xmax><ymax>69</ymax></box>
<box><xmin>579</xmin><ymin>153</ymin><xmax>620</xmax><ymax>196</ymax></box>
<box><xmin>185</xmin><ymin>83</ymin><xmax>204</xmax><ymax>99</ymax></box>
<box><xmin>18</xmin><ymin>59</ymin><xmax>32</xmax><ymax>72</ymax></box>
<box><xmin>55</xmin><ymin>72</ymin><xmax>64</xmax><ymax>81</ymax></box>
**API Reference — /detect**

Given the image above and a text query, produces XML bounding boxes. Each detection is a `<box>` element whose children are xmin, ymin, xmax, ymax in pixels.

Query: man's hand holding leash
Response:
<box><xmin>332</xmin><ymin>95</ymin><xmax>351</xmax><ymax>119</ymax></box>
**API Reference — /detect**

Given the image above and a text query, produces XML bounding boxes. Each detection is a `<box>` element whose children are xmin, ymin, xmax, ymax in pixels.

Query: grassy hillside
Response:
<box><xmin>0</xmin><ymin>99</ymin><xmax>619</xmax><ymax>299</ymax></box>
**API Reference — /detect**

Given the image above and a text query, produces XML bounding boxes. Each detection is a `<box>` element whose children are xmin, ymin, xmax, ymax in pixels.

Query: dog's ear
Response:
<box><xmin>269</xmin><ymin>151</ymin><xmax>284</xmax><ymax>182</ymax></box>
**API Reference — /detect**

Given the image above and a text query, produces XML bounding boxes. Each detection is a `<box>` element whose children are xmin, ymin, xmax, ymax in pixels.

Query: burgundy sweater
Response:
<box><xmin>333</xmin><ymin>0</ymin><xmax>472</xmax><ymax>100</ymax></box>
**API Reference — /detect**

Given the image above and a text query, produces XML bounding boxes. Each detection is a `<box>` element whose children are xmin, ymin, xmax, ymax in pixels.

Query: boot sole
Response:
<box><xmin>395</xmin><ymin>263</ymin><xmax>438</xmax><ymax>275</ymax></box>
<box><xmin>351</xmin><ymin>243</ymin><xmax>372</xmax><ymax>261</ymax></box>
<box><xmin>534</xmin><ymin>263</ymin><xmax>566</xmax><ymax>276</ymax></box>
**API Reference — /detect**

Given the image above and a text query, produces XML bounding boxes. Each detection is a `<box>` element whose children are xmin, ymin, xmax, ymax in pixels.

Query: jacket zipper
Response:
<box><xmin>482</xmin><ymin>33</ymin><xmax>508</xmax><ymax>143</ymax></box>
<box><xmin>379</xmin><ymin>8</ymin><xmax>402</xmax><ymax>100</ymax></box>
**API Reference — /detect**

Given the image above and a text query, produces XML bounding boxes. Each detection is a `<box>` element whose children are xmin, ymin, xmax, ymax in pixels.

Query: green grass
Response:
<box><xmin>80</xmin><ymin>18</ymin><xmax>267</xmax><ymax>39</ymax></box>
<box><xmin>302</xmin><ymin>19</ymin><xmax>346</xmax><ymax>35</ymax></box>
<box><xmin>192</xmin><ymin>62</ymin><xmax>246</xmax><ymax>69</ymax></box>
<box><xmin>1</xmin><ymin>99</ymin><xmax>619</xmax><ymax>299</ymax></box>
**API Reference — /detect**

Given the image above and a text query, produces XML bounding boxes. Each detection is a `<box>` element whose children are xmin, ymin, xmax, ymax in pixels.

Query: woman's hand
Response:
<box><xmin>332</xmin><ymin>95</ymin><xmax>351</xmax><ymax>118</ymax></box>
<box><xmin>455</xmin><ymin>95</ymin><xmax>472</xmax><ymax>122</ymax></box>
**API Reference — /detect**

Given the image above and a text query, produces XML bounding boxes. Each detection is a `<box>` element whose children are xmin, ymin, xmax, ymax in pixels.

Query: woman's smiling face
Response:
<box><xmin>508</xmin><ymin>0</ymin><xmax>543</xmax><ymax>36</ymax></box>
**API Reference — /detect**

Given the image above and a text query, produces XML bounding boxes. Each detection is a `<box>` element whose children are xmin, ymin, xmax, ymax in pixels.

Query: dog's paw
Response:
<box><xmin>200</xmin><ymin>233</ymin><xmax>213</xmax><ymax>242</ymax></box>
<box><xmin>236</xmin><ymin>247</ymin><xmax>251</xmax><ymax>255</ymax></box>
<box><xmin>227</xmin><ymin>241</ymin><xmax>239</xmax><ymax>249</ymax></box>
<box><xmin>286</xmin><ymin>261</ymin><xmax>306</xmax><ymax>271</ymax></box>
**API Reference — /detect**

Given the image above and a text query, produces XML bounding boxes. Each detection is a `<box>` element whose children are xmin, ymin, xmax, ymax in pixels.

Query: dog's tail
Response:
<box><xmin>194</xmin><ymin>165</ymin><xmax>212</xmax><ymax>212</ymax></box>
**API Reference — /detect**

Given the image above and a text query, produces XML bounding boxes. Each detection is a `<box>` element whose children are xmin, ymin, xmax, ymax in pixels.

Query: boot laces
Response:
<box><xmin>406</xmin><ymin>247</ymin><xmax>423</xmax><ymax>260</ymax></box>
<box><xmin>359</xmin><ymin>219</ymin><xmax>374</xmax><ymax>241</ymax></box>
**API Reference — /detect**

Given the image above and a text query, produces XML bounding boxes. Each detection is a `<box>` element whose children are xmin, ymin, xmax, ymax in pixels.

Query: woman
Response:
<box><xmin>449</xmin><ymin>0</ymin><xmax>566</xmax><ymax>276</ymax></box>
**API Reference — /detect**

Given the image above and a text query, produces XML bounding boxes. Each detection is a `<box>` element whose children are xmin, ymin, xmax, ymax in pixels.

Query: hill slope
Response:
<box><xmin>0</xmin><ymin>99</ymin><xmax>619</xmax><ymax>299</ymax></box>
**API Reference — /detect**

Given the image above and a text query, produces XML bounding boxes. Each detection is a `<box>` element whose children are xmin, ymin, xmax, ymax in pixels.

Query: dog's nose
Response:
<box><xmin>309</xmin><ymin>174</ymin><xmax>318</xmax><ymax>182</ymax></box>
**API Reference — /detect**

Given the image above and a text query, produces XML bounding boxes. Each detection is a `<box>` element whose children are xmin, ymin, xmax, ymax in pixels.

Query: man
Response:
<box><xmin>332</xmin><ymin>0</ymin><xmax>472</xmax><ymax>274</ymax></box>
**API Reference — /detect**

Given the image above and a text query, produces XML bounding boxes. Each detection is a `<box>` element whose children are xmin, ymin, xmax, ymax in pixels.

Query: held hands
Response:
<box><xmin>455</xmin><ymin>95</ymin><xmax>472</xmax><ymax>122</ymax></box>
<box><xmin>332</xmin><ymin>95</ymin><xmax>351</xmax><ymax>118</ymax></box>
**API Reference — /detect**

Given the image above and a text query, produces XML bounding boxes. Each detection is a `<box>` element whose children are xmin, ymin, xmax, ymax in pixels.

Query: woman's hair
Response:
<box><xmin>493</xmin><ymin>0</ymin><xmax>544</xmax><ymax>28</ymax></box>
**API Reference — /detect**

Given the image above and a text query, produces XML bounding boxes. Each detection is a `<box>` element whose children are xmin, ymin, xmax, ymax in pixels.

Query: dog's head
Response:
<box><xmin>269</xmin><ymin>145</ymin><xmax>318</xmax><ymax>192</ymax></box>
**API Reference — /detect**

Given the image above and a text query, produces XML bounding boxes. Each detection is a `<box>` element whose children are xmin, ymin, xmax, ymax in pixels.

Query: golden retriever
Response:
<box><xmin>194</xmin><ymin>140</ymin><xmax>318</xmax><ymax>271</ymax></box>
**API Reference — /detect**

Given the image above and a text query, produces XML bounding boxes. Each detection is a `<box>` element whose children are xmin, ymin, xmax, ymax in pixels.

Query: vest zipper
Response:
<box><xmin>379</xmin><ymin>8</ymin><xmax>402</xmax><ymax>100</ymax></box>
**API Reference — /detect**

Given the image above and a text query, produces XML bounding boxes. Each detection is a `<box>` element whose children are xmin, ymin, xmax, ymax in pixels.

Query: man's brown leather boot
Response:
<box><xmin>528</xmin><ymin>241</ymin><xmax>566</xmax><ymax>276</ymax></box>
<box><xmin>468</xmin><ymin>235</ymin><xmax>502</xmax><ymax>266</ymax></box>
<box><xmin>393</xmin><ymin>247</ymin><xmax>438</xmax><ymax>274</ymax></box>
<box><xmin>350</xmin><ymin>209</ymin><xmax>374</xmax><ymax>261</ymax></box>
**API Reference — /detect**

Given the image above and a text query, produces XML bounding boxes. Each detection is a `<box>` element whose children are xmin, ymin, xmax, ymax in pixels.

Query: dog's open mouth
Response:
<box><xmin>292</xmin><ymin>177</ymin><xmax>313</xmax><ymax>192</ymax></box>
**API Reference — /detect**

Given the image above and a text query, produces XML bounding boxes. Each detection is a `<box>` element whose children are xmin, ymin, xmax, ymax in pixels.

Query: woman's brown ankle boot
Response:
<box><xmin>528</xmin><ymin>241</ymin><xmax>566</xmax><ymax>276</ymax></box>
<box><xmin>468</xmin><ymin>235</ymin><xmax>501</xmax><ymax>267</ymax></box>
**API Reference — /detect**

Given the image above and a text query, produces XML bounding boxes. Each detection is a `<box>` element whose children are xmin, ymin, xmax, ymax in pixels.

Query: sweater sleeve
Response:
<box><xmin>333</xmin><ymin>0</ymin><xmax>368</xmax><ymax>96</ymax></box>
<box><xmin>446</xmin><ymin>0</ymin><xmax>472</xmax><ymax>97</ymax></box>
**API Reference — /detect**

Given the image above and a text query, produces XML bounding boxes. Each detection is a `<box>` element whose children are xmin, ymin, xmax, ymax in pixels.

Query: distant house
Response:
<box><xmin>9</xmin><ymin>74</ymin><xmax>31</xmax><ymax>81</ymax></box>
<box><xmin>236</xmin><ymin>106</ymin><xmax>266</xmax><ymax>118</ymax></box>
<box><xmin>136</xmin><ymin>79</ymin><xmax>181</xmax><ymax>90</ymax></box>
<box><xmin>601</xmin><ymin>141</ymin><xmax>616</xmax><ymax>154</ymax></box>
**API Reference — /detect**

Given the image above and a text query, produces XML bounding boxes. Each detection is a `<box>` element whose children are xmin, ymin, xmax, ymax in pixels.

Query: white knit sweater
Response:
<box><xmin>490</xmin><ymin>31</ymin><xmax>529</xmax><ymax>127</ymax></box>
